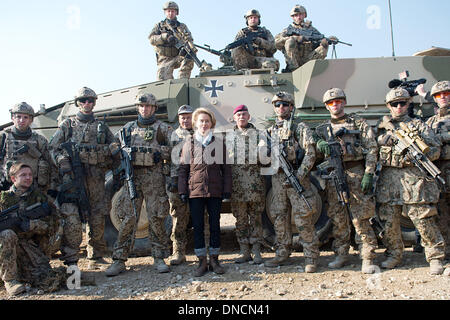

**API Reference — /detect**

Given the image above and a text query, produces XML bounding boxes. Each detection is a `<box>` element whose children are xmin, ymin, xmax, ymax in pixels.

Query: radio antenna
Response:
<box><xmin>388</xmin><ymin>0</ymin><xmax>396</xmax><ymax>58</ymax></box>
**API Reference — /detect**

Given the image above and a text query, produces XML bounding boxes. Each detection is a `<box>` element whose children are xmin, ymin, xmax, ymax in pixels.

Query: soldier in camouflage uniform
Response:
<box><xmin>275</xmin><ymin>5</ymin><xmax>334</xmax><ymax>72</ymax></box>
<box><xmin>376</xmin><ymin>87</ymin><xmax>445</xmax><ymax>275</ymax></box>
<box><xmin>263</xmin><ymin>92</ymin><xmax>320</xmax><ymax>273</ymax></box>
<box><xmin>149</xmin><ymin>2</ymin><xmax>195</xmax><ymax>81</ymax></box>
<box><xmin>49</xmin><ymin>87</ymin><xmax>117</xmax><ymax>269</ymax></box>
<box><xmin>231</xmin><ymin>9</ymin><xmax>279</xmax><ymax>71</ymax></box>
<box><xmin>426</xmin><ymin>81</ymin><xmax>450</xmax><ymax>260</ymax></box>
<box><xmin>106</xmin><ymin>93</ymin><xmax>173</xmax><ymax>276</ymax></box>
<box><xmin>0</xmin><ymin>163</ymin><xmax>66</xmax><ymax>296</ymax></box>
<box><xmin>228</xmin><ymin>105</ymin><xmax>265</xmax><ymax>264</ymax></box>
<box><xmin>314</xmin><ymin>88</ymin><xmax>379</xmax><ymax>274</ymax></box>
<box><xmin>167</xmin><ymin>105</ymin><xmax>194</xmax><ymax>266</ymax></box>
<box><xmin>0</xmin><ymin>102</ymin><xmax>61</xmax><ymax>257</ymax></box>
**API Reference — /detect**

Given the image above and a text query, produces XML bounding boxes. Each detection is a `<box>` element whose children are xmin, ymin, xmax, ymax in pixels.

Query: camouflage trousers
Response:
<box><xmin>269</xmin><ymin>173</ymin><xmax>320</xmax><ymax>260</ymax></box>
<box><xmin>378</xmin><ymin>203</ymin><xmax>445</xmax><ymax>262</ymax></box>
<box><xmin>168</xmin><ymin>190</ymin><xmax>190</xmax><ymax>254</ymax></box>
<box><xmin>437</xmin><ymin>160</ymin><xmax>450</xmax><ymax>257</ymax></box>
<box><xmin>156</xmin><ymin>55</ymin><xmax>194</xmax><ymax>81</ymax></box>
<box><xmin>111</xmin><ymin>168</ymin><xmax>170</xmax><ymax>261</ymax></box>
<box><xmin>0</xmin><ymin>230</ymin><xmax>66</xmax><ymax>292</ymax></box>
<box><xmin>232</xmin><ymin>47</ymin><xmax>280</xmax><ymax>71</ymax></box>
<box><xmin>325</xmin><ymin>164</ymin><xmax>378</xmax><ymax>260</ymax></box>
<box><xmin>59</xmin><ymin>166</ymin><xmax>109</xmax><ymax>264</ymax></box>
<box><xmin>231</xmin><ymin>200</ymin><xmax>264</xmax><ymax>246</ymax></box>
<box><xmin>283</xmin><ymin>39</ymin><xmax>328</xmax><ymax>71</ymax></box>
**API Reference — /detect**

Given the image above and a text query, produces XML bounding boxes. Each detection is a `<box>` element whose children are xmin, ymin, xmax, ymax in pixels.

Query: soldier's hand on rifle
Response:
<box><xmin>57</xmin><ymin>157</ymin><xmax>72</xmax><ymax>174</ymax></box>
<box><xmin>320</xmin><ymin>38</ymin><xmax>329</xmax><ymax>49</ymax></box>
<box><xmin>180</xmin><ymin>194</ymin><xmax>189</xmax><ymax>203</ymax></box>
<box><xmin>166</xmin><ymin>35</ymin><xmax>177</xmax><ymax>45</ymax></box>
<box><xmin>361</xmin><ymin>173</ymin><xmax>374</xmax><ymax>194</ymax></box>
<box><xmin>317</xmin><ymin>139</ymin><xmax>331</xmax><ymax>157</ymax></box>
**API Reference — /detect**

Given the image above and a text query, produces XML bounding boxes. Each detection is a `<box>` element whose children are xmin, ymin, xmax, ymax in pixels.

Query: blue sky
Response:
<box><xmin>0</xmin><ymin>0</ymin><xmax>449</xmax><ymax>124</ymax></box>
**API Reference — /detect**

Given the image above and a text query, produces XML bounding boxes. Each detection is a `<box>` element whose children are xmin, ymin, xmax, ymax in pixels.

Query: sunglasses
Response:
<box><xmin>274</xmin><ymin>101</ymin><xmax>291</xmax><ymax>108</ymax></box>
<box><xmin>325</xmin><ymin>99</ymin><xmax>345</xmax><ymax>107</ymax></box>
<box><xmin>78</xmin><ymin>98</ymin><xmax>95</xmax><ymax>104</ymax></box>
<box><xmin>433</xmin><ymin>91</ymin><xmax>450</xmax><ymax>99</ymax></box>
<box><xmin>390</xmin><ymin>101</ymin><xmax>408</xmax><ymax>108</ymax></box>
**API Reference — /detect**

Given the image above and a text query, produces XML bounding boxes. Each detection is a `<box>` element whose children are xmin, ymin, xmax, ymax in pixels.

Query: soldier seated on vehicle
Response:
<box><xmin>275</xmin><ymin>5</ymin><xmax>337</xmax><ymax>72</ymax></box>
<box><xmin>230</xmin><ymin>9</ymin><xmax>279</xmax><ymax>72</ymax></box>
<box><xmin>149</xmin><ymin>1</ymin><xmax>195</xmax><ymax>81</ymax></box>
<box><xmin>0</xmin><ymin>163</ymin><xmax>66</xmax><ymax>296</ymax></box>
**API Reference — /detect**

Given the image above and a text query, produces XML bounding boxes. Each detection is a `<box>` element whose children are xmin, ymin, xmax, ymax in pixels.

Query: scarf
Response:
<box><xmin>195</xmin><ymin>131</ymin><xmax>213</xmax><ymax>147</ymax></box>
<box><xmin>76</xmin><ymin>112</ymin><xmax>95</xmax><ymax>123</ymax></box>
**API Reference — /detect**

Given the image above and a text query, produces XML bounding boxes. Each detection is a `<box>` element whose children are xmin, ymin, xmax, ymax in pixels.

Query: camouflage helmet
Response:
<box><xmin>10</xmin><ymin>102</ymin><xmax>35</xmax><ymax>117</ymax></box>
<box><xmin>430</xmin><ymin>80</ymin><xmax>450</xmax><ymax>97</ymax></box>
<box><xmin>290</xmin><ymin>5</ymin><xmax>307</xmax><ymax>17</ymax></box>
<box><xmin>135</xmin><ymin>93</ymin><xmax>157</xmax><ymax>106</ymax></box>
<box><xmin>245</xmin><ymin>9</ymin><xmax>261</xmax><ymax>19</ymax></box>
<box><xmin>75</xmin><ymin>87</ymin><xmax>98</xmax><ymax>101</ymax></box>
<box><xmin>385</xmin><ymin>87</ymin><xmax>410</xmax><ymax>104</ymax></box>
<box><xmin>272</xmin><ymin>91</ymin><xmax>294</xmax><ymax>105</ymax></box>
<box><xmin>323</xmin><ymin>88</ymin><xmax>347</xmax><ymax>104</ymax></box>
<box><xmin>163</xmin><ymin>1</ymin><xmax>179</xmax><ymax>14</ymax></box>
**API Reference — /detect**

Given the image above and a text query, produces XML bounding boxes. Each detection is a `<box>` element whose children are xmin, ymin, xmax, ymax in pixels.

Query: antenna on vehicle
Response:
<box><xmin>388</xmin><ymin>0</ymin><xmax>396</xmax><ymax>59</ymax></box>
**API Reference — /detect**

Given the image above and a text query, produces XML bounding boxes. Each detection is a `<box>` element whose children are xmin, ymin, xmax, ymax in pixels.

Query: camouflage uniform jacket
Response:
<box><xmin>49</xmin><ymin>115</ymin><xmax>117</xmax><ymax>170</ymax></box>
<box><xmin>229</xmin><ymin>123</ymin><xmax>265</xmax><ymax>202</ymax></box>
<box><xmin>314</xmin><ymin>113</ymin><xmax>378</xmax><ymax>174</ymax></box>
<box><xmin>149</xmin><ymin>19</ymin><xmax>193</xmax><ymax>58</ymax></box>
<box><xmin>170</xmin><ymin>127</ymin><xmax>193</xmax><ymax>179</ymax></box>
<box><xmin>267</xmin><ymin>119</ymin><xmax>316</xmax><ymax>180</ymax></box>
<box><xmin>234</xmin><ymin>27</ymin><xmax>277</xmax><ymax>57</ymax></box>
<box><xmin>376</xmin><ymin>115</ymin><xmax>441</xmax><ymax>204</ymax></box>
<box><xmin>426</xmin><ymin>113</ymin><xmax>450</xmax><ymax>161</ymax></box>
<box><xmin>275</xmin><ymin>20</ymin><xmax>322</xmax><ymax>53</ymax></box>
<box><xmin>0</xmin><ymin>128</ymin><xmax>53</xmax><ymax>188</ymax></box>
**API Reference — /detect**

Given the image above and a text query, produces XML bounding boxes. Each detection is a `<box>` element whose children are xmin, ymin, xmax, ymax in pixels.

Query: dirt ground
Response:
<box><xmin>1</xmin><ymin>214</ymin><xmax>449</xmax><ymax>302</ymax></box>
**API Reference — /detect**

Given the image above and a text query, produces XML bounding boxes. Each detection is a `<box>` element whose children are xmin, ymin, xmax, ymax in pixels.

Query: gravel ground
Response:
<box><xmin>1</xmin><ymin>214</ymin><xmax>449</xmax><ymax>302</ymax></box>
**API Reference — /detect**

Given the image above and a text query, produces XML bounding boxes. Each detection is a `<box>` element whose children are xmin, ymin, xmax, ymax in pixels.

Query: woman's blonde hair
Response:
<box><xmin>192</xmin><ymin>108</ymin><xmax>216</xmax><ymax>129</ymax></box>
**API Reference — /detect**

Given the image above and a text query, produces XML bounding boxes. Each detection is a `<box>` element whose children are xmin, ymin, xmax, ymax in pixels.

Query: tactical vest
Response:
<box><xmin>429</xmin><ymin>116</ymin><xmax>450</xmax><ymax>160</ymax></box>
<box><xmin>66</xmin><ymin>118</ymin><xmax>113</xmax><ymax>167</ymax></box>
<box><xmin>242</xmin><ymin>27</ymin><xmax>271</xmax><ymax>57</ymax></box>
<box><xmin>3</xmin><ymin>130</ymin><xmax>50</xmax><ymax>186</ymax></box>
<box><xmin>269</xmin><ymin>121</ymin><xmax>302</xmax><ymax>168</ymax></box>
<box><xmin>154</xmin><ymin>20</ymin><xmax>182</xmax><ymax>58</ymax></box>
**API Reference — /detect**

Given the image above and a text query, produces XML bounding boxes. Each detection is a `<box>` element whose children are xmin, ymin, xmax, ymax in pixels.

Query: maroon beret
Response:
<box><xmin>233</xmin><ymin>104</ymin><xmax>249</xmax><ymax>115</ymax></box>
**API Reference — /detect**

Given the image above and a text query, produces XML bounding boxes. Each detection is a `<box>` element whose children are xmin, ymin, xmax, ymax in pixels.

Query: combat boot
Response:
<box><xmin>154</xmin><ymin>258</ymin><xmax>170</xmax><ymax>273</ymax></box>
<box><xmin>209</xmin><ymin>255</ymin><xmax>225</xmax><ymax>274</ymax></box>
<box><xmin>328</xmin><ymin>255</ymin><xmax>349</xmax><ymax>269</ymax></box>
<box><xmin>169</xmin><ymin>249</ymin><xmax>187</xmax><ymax>266</ymax></box>
<box><xmin>381</xmin><ymin>257</ymin><xmax>402</xmax><ymax>269</ymax></box>
<box><xmin>305</xmin><ymin>258</ymin><xmax>317</xmax><ymax>273</ymax></box>
<box><xmin>264</xmin><ymin>255</ymin><xmax>289</xmax><ymax>268</ymax></box>
<box><xmin>235</xmin><ymin>243</ymin><xmax>251</xmax><ymax>264</ymax></box>
<box><xmin>361</xmin><ymin>260</ymin><xmax>378</xmax><ymax>274</ymax></box>
<box><xmin>429</xmin><ymin>259</ymin><xmax>444</xmax><ymax>275</ymax></box>
<box><xmin>251</xmin><ymin>243</ymin><xmax>263</xmax><ymax>265</ymax></box>
<box><xmin>105</xmin><ymin>261</ymin><xmax>126</xmax><ymax>277</ymax></box>
<box><xmin>4</xmin><ymin>280</ymin><xmax>26</xmax><ymax>296</ymax></box>
<box><xmin>194</xmin><ymin>256</ymin><xmax>208</xmax><ymax>277</ymax></box>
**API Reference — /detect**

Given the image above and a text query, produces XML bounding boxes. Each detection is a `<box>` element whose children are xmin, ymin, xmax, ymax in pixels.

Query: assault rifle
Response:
<box><xmin>116</xmin><ymin>127</ymin><xmax>140</xmax><ymax>242</ymax></box>
<box><xmin>225</xmin><ymin>31</ymin><xmax>267</xmax><ymax>55</ymax></box>
<box><xmin>194</xmin><ymin>44</ymin><xmax>233</xmax><ymax>67</ymax></box>
<box><xmin>316</xmin><ymin>125</ymin><xmax>352</xmax><ymax>218</ymax></box>
<box><xmin>0</xmin><ymin>202</ymin><xmax>51</xmax><ymax>233</ymax></box>
<box><xmin>384</xmin><ymin>119</ymin><xmax>446</xmax><ymax>187</ymax></box>
<box><xmin>58</xmin><ymin>142</ymin><xmax>91</xmax><ymax>223</ymax></box>
<box><xmin>285</xmin><ymin>25</ymin><xmax>352</xmax><ymax>47</ymax></box>
<box><xmin>165</xmin><ymin>21</ymin><xmax>212</xmax><ymax>72</ymax></box>
<box><xmin>0</xmin><ymin>133</ymin><xmax>9</xmax><ymax>191</ymax></box>
<box><xmin>369</xmin><ymin>162</ymin><xmax>386</xmax><ymax>239</ymax></box>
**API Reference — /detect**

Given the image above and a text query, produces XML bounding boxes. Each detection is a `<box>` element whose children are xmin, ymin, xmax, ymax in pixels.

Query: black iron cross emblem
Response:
<box><xmin>205</xmin><ymin>80</ymin><xmax>224</xmax><ymax>98</ymax></box>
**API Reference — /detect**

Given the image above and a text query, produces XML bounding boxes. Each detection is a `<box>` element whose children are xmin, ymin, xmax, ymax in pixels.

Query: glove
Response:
<box><xmin>180</xmin><ymin>194</ymin><xmax>189</xmax><ymax>204</ymax></box>
<box><xmin>167</xmin><ymin>35</ymin><xmax>177</xmax><ymax>45</ymax></box>
<box><xmin>222</xmin><ymin>193</ymin><xmax>231</xmax><ymax>200</ymax></box>
<box><xmin>153</xmin><ymin>151</ymin><xmax>162</xmax><ymax>164</ymax></box>
<box><xmin>361</xmin><ymin>173</ymin><xmax>374</xmax><ymax>194</ymax></box>
<box><xmin>317</xmin><ymin>139</ymin><xmax>331</xmax><ymax>157</ymax></box>
<box><xmin>58</xmin><ymin>157</ymin><xmax>72</xmax><ymax>174</ymax></box>
<box><xmin>320</xmin><ymin>38</ymin><xmax>329</xmax><ymax>48</ymax></box>
<box><xmin>168</xmin><ymin>177</ymin><xmax>178</xmax><ymax>193</ymax></box>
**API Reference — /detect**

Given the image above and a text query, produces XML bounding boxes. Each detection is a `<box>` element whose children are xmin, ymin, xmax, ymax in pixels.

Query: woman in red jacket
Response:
<box><xmin>178</xmin><ymin>108</ymin><xmax>232</xmax><ymax>277</ymax></box>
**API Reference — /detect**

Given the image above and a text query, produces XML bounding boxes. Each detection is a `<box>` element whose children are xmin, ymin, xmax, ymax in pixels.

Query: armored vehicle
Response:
<box><xmin>3</xmin><ymin>48</ymin><xmax>449</xmax><ymax>253</ymax></box>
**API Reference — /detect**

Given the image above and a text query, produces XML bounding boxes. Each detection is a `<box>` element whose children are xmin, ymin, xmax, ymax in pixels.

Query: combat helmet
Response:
<box><xmin>163</xmin><ymin>1</ymin><xmax>179</xmax><ymax>14</ymax></box>
<box><xmin>75</xmin><ymin>87</ymin><xmax>98</xmax><ymax>102</ymax></box>
<box><xmin>430</xmin><ymin>80</ymin><xmax>450</xmax><ymax>97</ymax></box>
<box><xmin>290</xmin><ymin>5</ymin><xmax>307</xmax><ymax>17</ymax></box>
<box><xmin>323</xmin><ymin>88</ymin><xmax>347</xmax><ymax>104</ymax></box>
<box><xmin>135</xmin><ymin>93</ymin><xmax>158</xmax><ymax>107</ymax></box>
<box><xmin>10</xmin><ymin>102</ymin><xmax>35</xmax><ymax>117</ymax></box>
<box><xmin>272</xmin><ymin>91</ymin><xmax>294</xmax><ymax>105</ymax></box>
<box><xmin>245</xmin><ymin>9</ymin><xmax>261</xmax><ymax>25</ymax></box>
<box><xmin>385</xmin><ymin>87</ymin><xmax>410</xmax><ymax>104</ymax></box>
